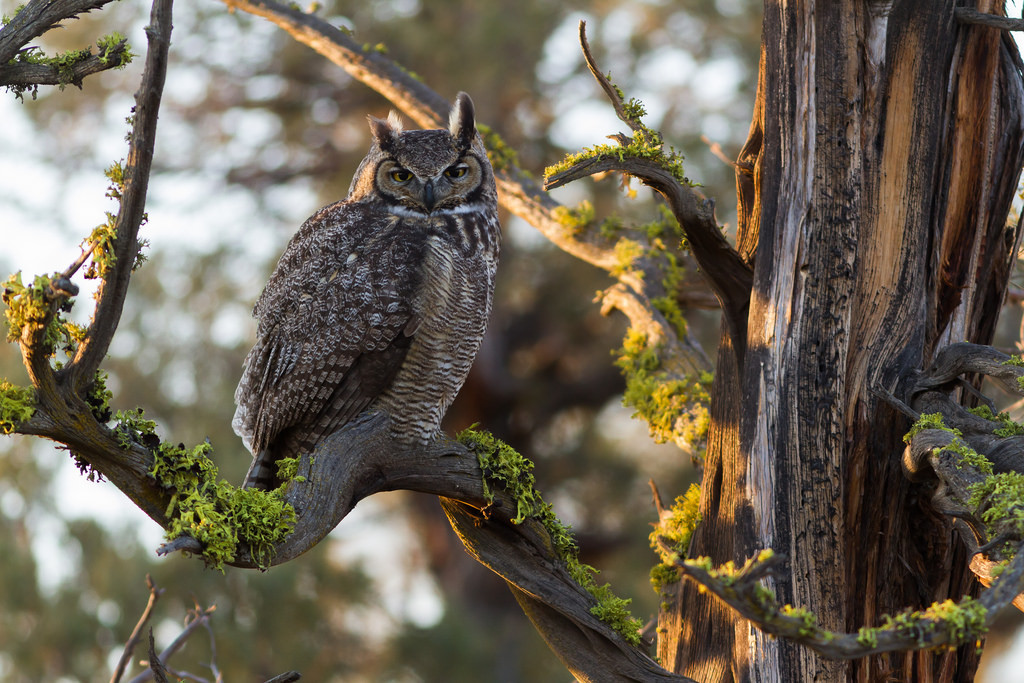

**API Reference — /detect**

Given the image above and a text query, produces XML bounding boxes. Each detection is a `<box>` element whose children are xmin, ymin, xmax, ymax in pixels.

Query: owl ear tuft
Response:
<box><xmin>448</xmin><ymin>92</ymin><xmax>476</xmax><ymax>149</ymax></box>
<box><xmin>367</xmin><ymin>114</ymin><xmax>398</xmax><ymax>150</ymax></box>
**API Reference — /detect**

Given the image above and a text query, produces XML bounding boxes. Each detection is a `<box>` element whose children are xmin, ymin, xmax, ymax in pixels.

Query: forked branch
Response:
<box><xmin>545</xmin><ymin>22</ymin><xmax>753</xmax><ymax>360</ymax></box>
<box><xmin>66</xmin><ymin>6</ymin><xmax>170</xmax><ymax>393</ymax></box>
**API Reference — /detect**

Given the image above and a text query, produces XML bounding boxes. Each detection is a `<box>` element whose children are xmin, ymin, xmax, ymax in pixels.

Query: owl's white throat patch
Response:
<box><xmin>390</xmin><ymin>203</ymin><xmax>486</xmax><ymax>218</ymax></box>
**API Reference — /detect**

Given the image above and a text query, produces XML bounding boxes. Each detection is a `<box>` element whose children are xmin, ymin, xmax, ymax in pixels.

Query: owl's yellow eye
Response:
<box><xmin>390</xmin><ymin>169</ymin><xmax>413</xmax><ymax>182</ymax></box>
<box><xmin>445</xmin><ymin>165</ymin><xmax>468</xmax><ymax>179</ymax></box>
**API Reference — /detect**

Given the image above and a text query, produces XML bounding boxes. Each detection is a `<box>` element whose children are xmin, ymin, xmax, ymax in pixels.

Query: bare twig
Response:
<box><xmin>700</xmin><ymin>135</ymin><xmax>736</xmax><ymax>168</ymax></box>
<box><xmin>577</xmin><ymin>21</ymin><xmax>643</xmax><ymax>133</ymax></box>
<box><xmin>263</xmin><ymin>673</ymin><xmax>302</xmax><ymax>683</ymax></box>
<box><xmin>129</xmin><ymin>604</ymin><xmax>217</xmax><ymax>683</ymax></box>
<box><xmin>143</xmin><ymin>630</ymin><xmax>169</xmax><ymax>683</ymax></box>
<box><xmin>110</xmin><ymin>575</ymin><xmax>165</xmax><ymax>683</ymax></box>
<box><xmin>649</xmin><ymin>478</ymin><xmax>667</xmax><ymax>519</ymax></box>
<box><xmin>200</xmin><ymin>617</ymin><xmax>222</xmax><ymax>682</ymax></box>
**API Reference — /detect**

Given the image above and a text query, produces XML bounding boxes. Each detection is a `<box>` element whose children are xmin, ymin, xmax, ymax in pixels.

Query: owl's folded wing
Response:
<box><xmin>232</xmin><ymin>211</ymin><xmax>421</xmax><ymax>488</ymax></box>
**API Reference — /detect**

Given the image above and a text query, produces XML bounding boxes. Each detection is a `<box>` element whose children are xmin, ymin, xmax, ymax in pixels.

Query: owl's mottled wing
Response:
<box><xmin>232</xmin><ymin>202</ymin><xmax>420</xmax><ymax>487</ymax></box>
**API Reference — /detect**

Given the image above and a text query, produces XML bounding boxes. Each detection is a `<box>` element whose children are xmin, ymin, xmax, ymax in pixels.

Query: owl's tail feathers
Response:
<box><xmin>244</xmin><ymin>449</ymin><xmax>279</xmax><ymax>491</ymax></box>
<box><xmin>234</xmin><ymin>404</ymin><xmax>280</xmax><ymax>490</ymax></box>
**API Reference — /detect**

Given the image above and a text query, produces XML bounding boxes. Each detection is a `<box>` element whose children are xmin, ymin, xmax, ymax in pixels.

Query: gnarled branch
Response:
<box><xmin>669</xmin><ymin>545</ymin><xmax>1024</xmax><ymax>659</ymax></box>
<box><xmin>544</xmin><ymin>21</ymin><xmax>752</xmax><ymax>365</ymax></box>
<box><xmin>0</xmin><ymin>39</ymin><xmax>131</xmax><ymax>91</ymax></box>
<box><xmin>65</xmin><ymin>7</ymin><xmax>170</xmax><ymax>393</ymax></box>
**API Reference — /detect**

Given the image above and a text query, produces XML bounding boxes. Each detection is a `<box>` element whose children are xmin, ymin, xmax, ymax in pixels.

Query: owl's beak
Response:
<box><xmin>422</xmin><ymin>180</ymin><xmax>436</xmax><ymax>212</ymax></box>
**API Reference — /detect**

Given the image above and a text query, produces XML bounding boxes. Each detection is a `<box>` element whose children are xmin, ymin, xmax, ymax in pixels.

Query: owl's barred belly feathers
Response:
<box><xmin>377</xmin><ymin>222</ymin><xmax>497</xmax><ymax>443</ymax></box>
<box><xmin>232</xmin><ymin>93</ymin><xmax>500</xmax><ymax>489</ymax></box>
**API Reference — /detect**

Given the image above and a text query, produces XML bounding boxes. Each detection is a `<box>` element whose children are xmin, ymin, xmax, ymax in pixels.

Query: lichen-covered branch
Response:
<box><xmin>161</xmin><ymin>412</ymin><xmax>687</xmax><ymax>681</ymax></box>
<box><xmin>65</xmin><ymin>12</ymin><xmax>167</xmax><ymax>393</ymax></box>
<box><xmin>0</xmin><ymin>0</ymin><xmax>117</xmax><ymax>64</ymax></box>
<box><xmin>544</xmin><ymin>22</ymin><xmax>752</xmax><ymax>362</ymax></box>
<box><xmin>0</xmin><ymin>0</ymin><xmax>181</xmax><ymax>534</ymax></box>
<box><xmin>888</xmin><ymin>342</ymin><xmax>1024</xmax><ymax>607</ymax></box>
<box><xmin>663</xmin><ymin>544</ymin><xmax>1024</xmax><ymax>660</ymax></box>
<box><xmin>0</xmin><ymin>36</ymin><xmax>132</xmax><ymax>99</ymax></box>
<box><xmin>647</xmin><ymin>340</ymin><xmax>1024</xmax><ymax>661</ymax></box>
<box><xmin>0</xmin><ymin>0</ymin><xmax>301</xmax><ymax>578</ymax></box>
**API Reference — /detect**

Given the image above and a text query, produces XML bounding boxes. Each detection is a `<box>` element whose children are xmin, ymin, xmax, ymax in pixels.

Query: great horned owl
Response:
<box><xmin>232</xmin><ymin>93</ymin><xmax>500</xmax><ymax>490</ymax></box>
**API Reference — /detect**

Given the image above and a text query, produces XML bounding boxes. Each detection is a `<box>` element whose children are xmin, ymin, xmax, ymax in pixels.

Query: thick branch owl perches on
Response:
<box><xmin>232</xmin><ymin>93</ymin><xmax>501</xmax><ymax>490</ymax></box>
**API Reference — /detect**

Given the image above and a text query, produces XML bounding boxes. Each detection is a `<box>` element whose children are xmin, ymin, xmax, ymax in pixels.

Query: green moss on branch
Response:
<box><xmin>0</xmin><ymin>381</ymin><xmax>35</xmax><ymax>433</ymax></box>
<box><xmin>458</xmin><ymin>428</ymin><xmax>643</xmax><ymax>645</ymax></box>
<box><xmin>107</xmin><ymin>409</ymin><xmax>297</xmax><ymax>570</ymax></box>
<box><xmin>615</xmin><ymin>330</ymin><xmax>711</xmax><ymax>449</ymax></box>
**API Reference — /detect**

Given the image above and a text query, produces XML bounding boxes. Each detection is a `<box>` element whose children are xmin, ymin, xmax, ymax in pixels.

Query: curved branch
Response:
<box><xmin>543</xmin><ymin>22</ymin><xmax>752</xmax><ymax>365</ymax></box>
<box><xmin>443</xmin><ymin>495</ymin><xmax>691</xmax><ymax>682</ymax></box>
<box><xmin>899</xmin><ymin>342</ymin><xmax>1024</xmax><ymax>606</ymax></box>
<box><xmin>914</xmin><ymin>342</ymin><xmax>1024</xmax><ymax>396</ymax></box>
<box><xmin>548</xmin><ymin>154</ymin><xmax>752</xmax><ymax>358</ymax></box>
<box><xmin>671</xmin><ymin>545</ymin><xmax>1024</xmax><ymax>659</ymax></box>
<box><xmin>576</xmin><ymin>21</ymin><xmax>643</xmax><ymax>134</ymax></box>
<box><xmin>152</xmin><ymin>411</ymin><xmax>687</xmax><ymax>681</ymax></box>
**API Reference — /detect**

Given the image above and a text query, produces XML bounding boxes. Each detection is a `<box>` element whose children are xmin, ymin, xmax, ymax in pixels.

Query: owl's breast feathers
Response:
<box><xmin>232</xmin><ymin>201</ymin><xmax>498</xmax><ymax>489</ymax></box>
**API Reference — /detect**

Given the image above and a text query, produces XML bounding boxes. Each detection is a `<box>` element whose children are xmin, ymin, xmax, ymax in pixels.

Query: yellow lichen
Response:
<box><xmin>458</xmin><ymin>428</ymin><xmax>643</xmax><ymax>645</ymax></box>
<box><xmin>0</xmin><ymin>381</ymin><xmax>35</xmax><ymax>433</ymax></box>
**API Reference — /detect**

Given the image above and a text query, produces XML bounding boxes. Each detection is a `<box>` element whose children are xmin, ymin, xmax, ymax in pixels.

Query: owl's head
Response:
<box><xmin>348</xmin><ymin>92</ymin><xmax>496</xmax><ymax>215</ymax></box>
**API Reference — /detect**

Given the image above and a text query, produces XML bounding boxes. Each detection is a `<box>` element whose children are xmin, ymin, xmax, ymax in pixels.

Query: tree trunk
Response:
<box><xmin>662</xmin><ymin>3</ymin><xmax>1024</xmax><ymax>681</ymax></box>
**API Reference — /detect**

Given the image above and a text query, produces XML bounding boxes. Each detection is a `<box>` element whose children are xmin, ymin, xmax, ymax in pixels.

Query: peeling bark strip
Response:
<box><xmin>679</xmin><ymin>3</ymin><xmax>1024</xmax><ymax>682</ymax></box>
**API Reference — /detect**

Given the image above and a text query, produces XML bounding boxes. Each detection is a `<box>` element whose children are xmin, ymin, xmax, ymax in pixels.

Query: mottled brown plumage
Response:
<box><xmin>233</xmin><ymin>93</ymin><xmax>500</xmax><ymax>489</ymax></box>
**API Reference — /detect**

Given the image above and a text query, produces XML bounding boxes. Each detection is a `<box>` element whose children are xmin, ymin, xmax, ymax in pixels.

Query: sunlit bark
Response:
<box><xmin>671</xmin><ymin>4</ymin><xmax>1024</xmax><ymax>682</ymax></box>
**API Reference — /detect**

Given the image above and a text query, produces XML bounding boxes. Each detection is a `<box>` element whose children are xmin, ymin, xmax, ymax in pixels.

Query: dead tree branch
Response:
<box><xmin>897</xmin><ymin>342</ymin><xmax>1024</xmax><ymax>606</ymax></box>
<box><xmin>111</xmin><ymin>576</ymin><xmax>164</xmax><ymax>683</ymax></box>
<box><xmin>66</xmin><ymin>1</ymin><xmax>171</xmax><ymax>393</ymax></box>
<box><xmin>129</xmin><ymin>603</ymin><xmax>216</xmax><ymax>683</ymax></box>
<box><xmin>6</xmin><ymin>0</ymin><xmax>176</xmax><ymax>527</ymax></box>
<box><xmin>668</xmin><ymin>544</ymin><xmax>1024</xmax><ymax>659</ymax></box>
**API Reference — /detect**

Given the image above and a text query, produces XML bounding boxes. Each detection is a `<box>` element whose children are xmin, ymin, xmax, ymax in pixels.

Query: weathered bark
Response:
<box><xmin>670</xmin><ymin>3</ymin><xmax>1024</xmax><ymax>682</ymax></box>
